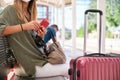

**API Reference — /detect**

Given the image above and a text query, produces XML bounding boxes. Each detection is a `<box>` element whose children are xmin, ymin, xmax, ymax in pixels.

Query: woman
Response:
<box><xmin>0</xmin><ymin>0</ymin><xmax>47</xmax><ymax>77</ymax></box>
<box><xmin>0</xmin><ymin>0</ymin><xmax>69</xmax><ymax>79</ymax></box>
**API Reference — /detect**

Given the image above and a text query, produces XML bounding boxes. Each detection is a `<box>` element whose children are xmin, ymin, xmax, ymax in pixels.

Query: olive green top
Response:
<box><xmin>0</xmin><ymin>5</ymin><xmax>47</xmax><ymax>76</ymax></box>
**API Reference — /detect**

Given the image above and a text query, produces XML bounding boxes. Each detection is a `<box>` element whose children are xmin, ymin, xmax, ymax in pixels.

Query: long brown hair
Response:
<box><xmin>14</xmin><ymin>0</ymin><xmax>37</xmax><ymax>23</ymax></box>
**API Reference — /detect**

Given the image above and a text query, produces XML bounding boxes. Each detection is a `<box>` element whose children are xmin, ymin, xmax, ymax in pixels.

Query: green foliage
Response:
<box><xmin>106</xmin><ymin>30</ymin><xmax>112</xmax><ymax>38</ymax></box>
<box><xmin>88</xmin><ymin>0</ymin><xmax>120</xmax><ymax>38</ymax></box>
<box><xmin>77</xmin><ymin>0</ymin><xmax>120</xmax><ymax>38</ymax></box>
<box><xmin>88</xmin><ymin>0</ymin><xmax>97</xmax><ymax>9</ymax></box>
<box><xmin>77</xmin><ymin>26</ymin><xmax>84</xmax><ymax>38</ymax></box>
<box><xmin>106</xmin><ymin>0</ymin><xmax>120</xmax><ymax>27</ymax></box>
<box><xmin>88</xmin><ymin>20</ymin><xmax>97</xmax><ymax>33</ymax></box>
<box><xmin>77</xmin><ymin>15</ymin><xmax>97</xmax><ymax>38</ymax></box>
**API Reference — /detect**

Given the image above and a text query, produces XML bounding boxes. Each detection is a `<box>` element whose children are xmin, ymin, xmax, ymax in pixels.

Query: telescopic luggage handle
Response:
<box><xmin>85</xmin><ymin>9</ymin><xmax>103</xmax><ymax>15</ymax></box>
<box><xmin>84</xmin><ymin>9</ymin><xmax>103</xmax><ymax>56</ymax></box>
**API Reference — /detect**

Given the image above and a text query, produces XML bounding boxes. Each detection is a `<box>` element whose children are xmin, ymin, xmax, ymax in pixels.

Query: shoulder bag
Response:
<box><xmin>46</xmin><ymin>29</ymin><xmax>66</xmax><ymax>64</ymax></box>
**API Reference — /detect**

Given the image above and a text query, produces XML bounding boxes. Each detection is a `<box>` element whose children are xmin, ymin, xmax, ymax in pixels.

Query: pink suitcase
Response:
<box><xmin>69</xmin><ymin>56</ymin><xmax>120</xmax><ymax>80</ymax></box>
<box><xmin>68</xmin><ymin>9</ymin><xmax>120</xmax><ymax>80</ymax></box>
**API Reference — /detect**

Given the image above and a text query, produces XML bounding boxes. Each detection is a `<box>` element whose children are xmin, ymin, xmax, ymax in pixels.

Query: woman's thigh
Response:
<box><xmin>35</xmin><ymin>63</ymin><xmax>69</xmax><ymax>77</ymax></box>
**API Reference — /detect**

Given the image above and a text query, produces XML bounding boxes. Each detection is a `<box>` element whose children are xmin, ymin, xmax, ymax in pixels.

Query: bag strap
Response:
<box><xmin>48</xmin><ymin>28</ymin><xmax>59</xmax><ymax>48</ymax></box>
<box><xmin>48</xmin><ymin>28</ymin><xmax>56</xmax><ymax>43</ymax></box>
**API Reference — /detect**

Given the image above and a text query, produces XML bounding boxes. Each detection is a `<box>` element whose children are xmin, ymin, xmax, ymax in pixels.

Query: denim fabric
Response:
<box><xmin>44</xmin><ymin>26</ymin><xmax>56</xmax><ymax>43</ymax></box>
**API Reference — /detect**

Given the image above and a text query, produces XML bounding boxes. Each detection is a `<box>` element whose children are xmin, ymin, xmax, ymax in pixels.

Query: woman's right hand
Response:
<box><xmin>23</xmin><ymin>20</ymin><xmax>40</xmax><ymax>31</ymax></box>
<box><xmin>23</xmin><ymin>20</ymin><xmax>47</xmax><ymax>38</ymax></box>
<box><xmin>36</xmin><ymin>26</ymin><xmax>47</xmax><ymax>39</ymax></box>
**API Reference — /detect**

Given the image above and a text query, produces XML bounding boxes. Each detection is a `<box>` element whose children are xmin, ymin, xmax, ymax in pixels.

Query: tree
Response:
<box><xmin>77</xmin><ymin>26</ymin><xmax>84</xmax><ymax>37</ymax></box>
<box><xmin>88</xmin><ymin>0</ymin><xmax>120</xmax><ymax>38</ymax></box>
<box><xmin>106</xmin><ymin>0</ymin><xmax>120</xmax><ymax>27</ymax></box>
<box><xmin>89</xmin><ymin>0</ymin><xmax>120</xmax><ymax>28</ymax></box>
<box><xmin>77</xmin><ymin>0</ymin><xmax>120</xmax><ymax>38</ymax></box>
<box><xmin>77</xmin><ymin>0</ymin><xmax>97</xmax><ymax>38</ymax></box>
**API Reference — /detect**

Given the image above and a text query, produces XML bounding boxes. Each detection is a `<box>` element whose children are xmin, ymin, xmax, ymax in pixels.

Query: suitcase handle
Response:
<box><xmin>85</xmin><ymin>9</ymin><xmax>103</xmax><ymax>15</ymax></box>
<box><xmin>84</xmin><ymin>9</ymin><xmax>103</xmax><ymax>55</ymax></box>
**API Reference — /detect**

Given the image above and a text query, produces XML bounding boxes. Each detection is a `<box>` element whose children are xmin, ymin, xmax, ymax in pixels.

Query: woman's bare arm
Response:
<box><xmin>2</xmin><ymin>20</ymin><xmax>46</xmax><ymax>39</ymax></box>
<box><xmin>2</xmin><ymin>21</ymin><xmax>38</xmax><ymax>36</ymax></box>
<box><xmin>2</xmin><ymin>24</ymin><xmax>25</xmax><ymax>36</ymax></box>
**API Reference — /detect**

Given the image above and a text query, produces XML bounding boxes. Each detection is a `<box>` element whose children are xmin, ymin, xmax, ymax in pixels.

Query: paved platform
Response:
<box><xmin>64</xmin><ymin>46</ymin><xmax>83</xmax><ymax>58</ymax></box>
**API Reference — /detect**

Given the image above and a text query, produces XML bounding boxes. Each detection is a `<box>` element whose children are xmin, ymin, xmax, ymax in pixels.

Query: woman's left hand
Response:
<box><xmin>36</xmin><ymin>26</ymin><xmax>47</xmax><ymax>39</ymax></box>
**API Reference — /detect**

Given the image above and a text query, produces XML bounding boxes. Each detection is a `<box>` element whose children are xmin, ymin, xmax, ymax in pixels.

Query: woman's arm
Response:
<box><xmin>2</xmin><ymin>21</ymin><xmax>39</xmax><ymax>35</ymax></box>
<box><xmin>2</xmin><ymin>24</ymin><xmax>25</xmax><ymax>36</ymax></box>
<box><xmin>2</xmin><ymin>20</ymin><xmax>46</xmax><ymax>38</ymax></box>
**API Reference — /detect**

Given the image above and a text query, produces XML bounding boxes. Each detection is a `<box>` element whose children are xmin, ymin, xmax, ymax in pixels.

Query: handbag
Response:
<box><xmin>46</xmin><ymin>29</ymin><xmax>66</xmax><ymax>64</ymax></box>
<box><xmin>46</xmin><ymin>41</ymin><xmax>66</xmax><ymax>64</ymax></box>
<box><xmin>0</xmin><ymin>36</ymin><xmax>16</xmax><ymax>76</ymax></box>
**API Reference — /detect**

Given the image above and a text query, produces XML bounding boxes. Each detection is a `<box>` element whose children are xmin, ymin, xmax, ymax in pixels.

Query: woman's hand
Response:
<box><xmin>36</xmin><ymin>26</ymin><xmax>47</xmax><ymax>39</ymax></box>
<box><xmin>22</xmin><ymin>20</ymin><xmax>47</xmax><ymax>38</ymax></box>
<box><xmin>23</xmin><ymin>20</ymin><xmax>40</xmax><ymax>31</ymax></box>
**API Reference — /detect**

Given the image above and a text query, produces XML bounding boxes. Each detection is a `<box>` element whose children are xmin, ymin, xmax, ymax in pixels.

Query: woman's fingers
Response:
<box><xmin>26</xmin><ymin>20</ymin><xmax>47</xmax><ymax>38</ymax></box>
<box><xmin>37</xmin><ymin>27</ymin><xmax>46</xmax><ymax>38</ymax></box>
<box><xmin>31</xmin><ymin>21</ymin><xmax>44</xmax><ymax>32</ymax></box>
<box><xmin>31</xmin><ymin>21</ymin><xmax>39</xmax><ymax>31</ymax></box>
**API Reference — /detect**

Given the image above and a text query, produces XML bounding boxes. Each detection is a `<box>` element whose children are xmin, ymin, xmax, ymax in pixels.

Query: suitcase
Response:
<box><xmin>68</xmin><ymin>9</ymin><xmax>120</xmax><ymax>80</ymax></box>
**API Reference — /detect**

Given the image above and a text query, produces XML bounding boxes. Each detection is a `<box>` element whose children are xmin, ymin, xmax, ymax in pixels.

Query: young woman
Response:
<box><xmin>0</xmin><ymin>0</ymin><xmax>47</xmax><ymax>77</ymax></box>
<box><xmin>0</xmin><ymin>0</ymin><xmax>69</xmax><ymax>79</ymax></box>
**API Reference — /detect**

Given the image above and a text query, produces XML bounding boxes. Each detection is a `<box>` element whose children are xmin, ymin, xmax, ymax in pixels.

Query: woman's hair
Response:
<box><xmin>14</xmin><ymin>0</ymin><xmax>37</xmax><ymax>23</ymax></box>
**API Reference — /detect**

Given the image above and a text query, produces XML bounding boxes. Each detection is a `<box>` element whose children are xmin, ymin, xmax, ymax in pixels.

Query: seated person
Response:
<box><xmin>35</xmin><ymin>24</ymin><xmax>59</xmax><ymax>56</ymax></box>
<box><xmin>44</xmin><ymin>24</ymin><xmax>58</xmax><ymax>43</ymax></box>
<box><xmin>0</xmin><ymin>0</ymin><xmax>69</xmax><ymax>79</ymax></box>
